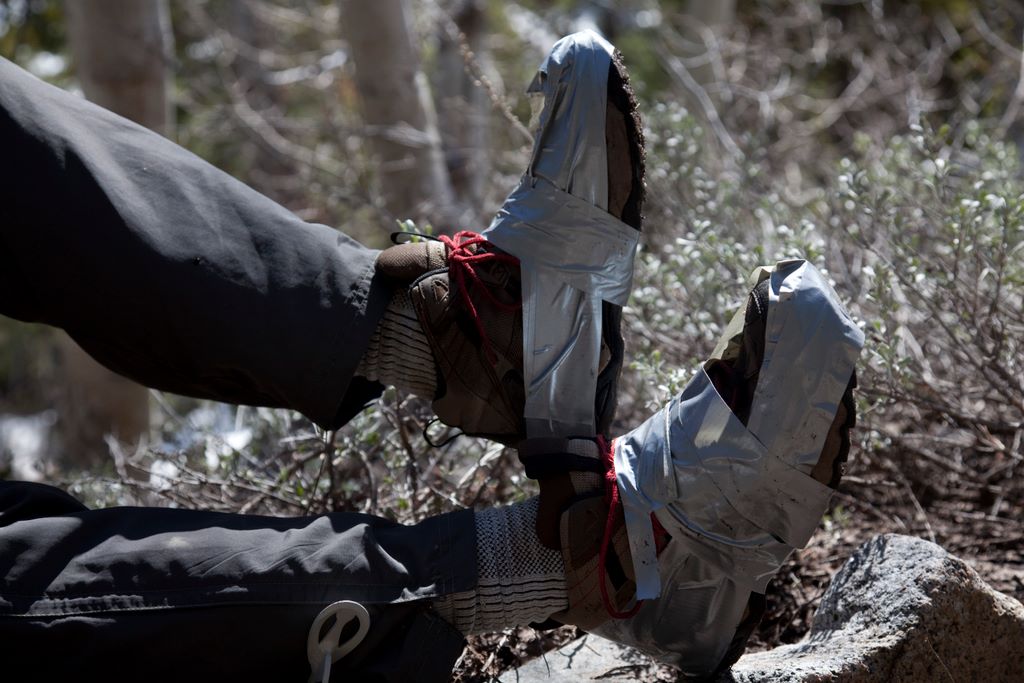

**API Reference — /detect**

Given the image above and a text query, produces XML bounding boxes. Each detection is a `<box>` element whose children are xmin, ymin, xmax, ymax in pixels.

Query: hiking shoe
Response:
<box><xmin>377</xmin><ymin>231</ymin><xmax>526</xmax><ymax>444</ymax></box>
<box><xmin>556</xmin><ymin>262</ymin><xmax>863</xmax><ymax>678</ymax></box>
<box><xmin>374</xmin><ymin>44</ymin><xmax>646</xmax><ymax>446</ymax></box>
<box><xmin>551</xmin><ymin>273</ymin><xmax>858</xmax><ymax>647</ymax></box>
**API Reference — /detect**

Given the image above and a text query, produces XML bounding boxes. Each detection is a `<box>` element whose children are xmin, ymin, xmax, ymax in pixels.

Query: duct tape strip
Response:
<box><xmin>485</xmin><ymin>177</ymin><xmax>639</xmax><ymax>436</ymax></box>
<box><xmin>525</xmin><ymin>30</ymin><xmax>614</xmax><ymax>211</ymax></box>
<box><xmin>611</xmin><ymin>260</ymin><xmax>863</xmax><ymax>600</ymax></box>
<box><xmin>748</xmin><ymin>260</ymin><xmax>866</xmax><ymax>470</ymax></box>
<box><xmin>482</xmin><ymin>30</ymin><xmax>639</xmax><ymax>438</ymax></box>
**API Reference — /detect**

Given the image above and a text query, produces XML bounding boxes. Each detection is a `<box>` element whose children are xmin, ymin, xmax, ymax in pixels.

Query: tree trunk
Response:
<box><xmin>66</xmin><ymin>0</ymin><xmax>174</xmax><ymax>131</ymax></box>
<box><xmin>59</xmin><ymin>0</ymin><xmax>173</xmax><ymax>466</ymax></box>
<box><xmin>339</xmin><ymin>0</ymin><xmax>456</xmax><ymax>229</ymax></box>
<box><xmin>681</xmin><ymin>0</ymin><xmax>736</xmax><ymax>98</ymax></box>
<box><xmin>227</xmin><ymin>0</ymin><xmax>296</xmax><ymax>200</ymax></box>
<box><xmin>435</xmin><ymin>0</ymin><xmax>489</xmax><ymax>214</ymax></box>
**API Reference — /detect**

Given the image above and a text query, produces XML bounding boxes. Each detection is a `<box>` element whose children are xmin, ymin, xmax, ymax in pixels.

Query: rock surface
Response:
<box><xmin>505</xmin><ymin>534</ymin><xmax>1024</xmax><ymax>682</ymax></box>
<box><xmin>498</xmin><ymin>634</ymin><xmax>660</xmax><ymax>683</ymax></box>
<box><xmin>725</xmin><ymin>534</ymin><xmax>1024</xmax><ymax>682</ymax></box>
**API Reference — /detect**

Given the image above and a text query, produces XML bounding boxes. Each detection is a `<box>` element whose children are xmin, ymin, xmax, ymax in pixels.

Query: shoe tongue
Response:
<box><xmin>377</xmin><ymin>241</ymin><xmax>446</xmax><ymax>281</ymax></box>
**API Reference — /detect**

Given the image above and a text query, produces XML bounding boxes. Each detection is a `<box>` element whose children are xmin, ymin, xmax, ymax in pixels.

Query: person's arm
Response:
<box><xmin>0</xmin><ymin>57</ymin><xmax>389</xmax><ymax>428</ymax></box>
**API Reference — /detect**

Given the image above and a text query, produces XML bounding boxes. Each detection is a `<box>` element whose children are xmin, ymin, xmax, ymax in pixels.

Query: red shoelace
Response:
<box><xmin>597</xmin><ymin>435</ymin><xmax>671</xmax><ymax>619</ymax></box>
<box><xmin>438</xmin><ymin>230</ymin><xmax>521</xmax><ymax>365</ymax></box>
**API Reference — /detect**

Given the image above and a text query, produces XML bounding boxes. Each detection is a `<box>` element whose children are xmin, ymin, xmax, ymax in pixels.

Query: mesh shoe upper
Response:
<box><xmin>411</xmin><ymin>234</ymin><xmax>526</xmax><ymax>444</ymax></box>
<box><xmin>376</xmin><ymin>233</ymin><xmax>526</xmax><ymax>444</ymax></box>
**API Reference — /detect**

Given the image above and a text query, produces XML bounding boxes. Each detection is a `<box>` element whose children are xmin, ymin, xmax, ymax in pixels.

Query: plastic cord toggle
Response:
<box><xmin>306</xmin><ymin>600</ymin><xmax>371</xmax><ymax>683</ymax></box>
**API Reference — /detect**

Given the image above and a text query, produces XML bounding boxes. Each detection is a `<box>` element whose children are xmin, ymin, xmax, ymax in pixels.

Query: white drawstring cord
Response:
<box><xmin>306</xmin><ymin>600</ymin><xmax>371</xmax><ymax>683</ymax></box>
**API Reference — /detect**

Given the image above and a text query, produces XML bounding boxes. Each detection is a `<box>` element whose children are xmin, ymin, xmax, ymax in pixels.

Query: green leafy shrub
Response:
<box><xmin>624</xmin><ymin>104</ymin><xmax>1023</xmax><ymax>507</ymax></box>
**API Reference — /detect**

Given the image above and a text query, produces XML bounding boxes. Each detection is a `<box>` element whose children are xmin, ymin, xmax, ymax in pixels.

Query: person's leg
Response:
<box><xmin>0</xmin><ymin>480</ymin><xmax>473</xmax><ymax>682</ymax></box>
<box><xmin>0</xmin><ymin>479</ymin><xmax>88</xmax><ymax>525</ymax></box>
<box><xmin>1</xmin><ymin>30</ymin><xmax>648</xmax><ymax>446</ymax></box>
<box><xmin>0</xmin><ymin>57</ymin><xmax>389</xmax><ymax>429</ymax></box>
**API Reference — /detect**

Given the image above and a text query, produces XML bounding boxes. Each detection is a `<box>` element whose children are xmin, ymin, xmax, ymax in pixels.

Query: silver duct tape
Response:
<box><xmin>595</xmin><ymin>542</ymin><xmax>768</xmax><ymax>675</ymax></box>
<box><xmin>492</xmin><ymin>179</ymin><xmax>639</xmax><ymax>435</ymax></box>
<box><xmin>489</xmin><ymin>177</ymin><xmax>638</xmax><ymax>302</ymax></box>
<box><xmin>483</xmin><ymin>30</ymin><xmax>639</xmax><ymax>437</ymax></box>
<box><xmin>601</xmin><ymin>260</ymin><xmax>864</xmax><ymax>672</ymax></box>
<box><xmin>616</xmin><ymin>368</ymin><xmax>834</xmax><ymax>600</ymax></box>
<box><xmin>749</xmin><ymin>259</ymin><xmax>866</xmax><ymax>471</ymax></box>
<box><xmin>525</xmin><ymin>30</ymin><xmax>613</xmax><ymax>209</ymax></box>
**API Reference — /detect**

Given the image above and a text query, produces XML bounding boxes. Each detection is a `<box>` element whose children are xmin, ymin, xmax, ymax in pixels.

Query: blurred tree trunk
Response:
<box><xmin>436</xmin><ymin>0</ymin><xmax>489</xmax><ymax>215</ymax></box>
<box><xmin>339</xmin><ymin>0</ymin><xmax>456</xmax><ymax>229</ymax></box>
<box><xmin>59</xmin><ymin>0</ymin><xmax>173</xmax><ymax>467</ymax></box>
<box><xmin>683</xmin><ymin>0</ymin><xmax>736</xmax><ymax>31</ymax></box>
<box><xmin>66</xmin><ymin>1</ymin><xmax>174</xmax><ymax>132</ymax></box>
<box><xmin>228</xmin><ymin>0</ymin><xmax>297</xmax><ymax>201</ymax></box>
<box><xmin>681</xmin><ymin>0</ymin><xmax>735</xmax><ymax>98</ymax></box>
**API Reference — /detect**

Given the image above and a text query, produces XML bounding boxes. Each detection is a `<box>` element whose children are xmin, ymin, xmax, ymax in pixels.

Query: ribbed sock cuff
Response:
<box><xmin>356</xmin><ymin>289</ymin><xmax>437</xmax><ymax>397</ymax></box>
<box><xmin>433</xmin><ymin>497</ymin><xmax>569</xmax><ymax>635</ymax></box>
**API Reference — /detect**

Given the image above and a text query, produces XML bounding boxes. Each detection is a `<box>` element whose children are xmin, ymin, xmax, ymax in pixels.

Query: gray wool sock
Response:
<box><xmin>433</xmin><ymin>497</ymin><xmax>569</xmax><ymax>635</ymax></box>
<box><xmin>356</xmin><ymin>288</ymin><xmax>438</xmax><ymax>398</ymax></box>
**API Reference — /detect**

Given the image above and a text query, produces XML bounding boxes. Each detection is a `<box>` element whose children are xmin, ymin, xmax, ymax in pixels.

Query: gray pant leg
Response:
<box><xmin>0</xmin><ymin>57</ymin><xmax>390</xmax><ymax>428</ymax></box>
<box><xmin>0</xmin><ymin>481</ymin><xmax>474</xmax><ymax>682</ymax></box>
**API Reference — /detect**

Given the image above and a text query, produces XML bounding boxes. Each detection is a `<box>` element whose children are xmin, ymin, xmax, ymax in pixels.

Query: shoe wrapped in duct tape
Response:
<box><xmin>551</xmin><ymin>261</ymin><xmax>861</xmax><ymax>679</ymax></box>
<box><xmin>375</xmin><ymin>30</ymin><xmax>645</xmax><ymax>447</ymax></box>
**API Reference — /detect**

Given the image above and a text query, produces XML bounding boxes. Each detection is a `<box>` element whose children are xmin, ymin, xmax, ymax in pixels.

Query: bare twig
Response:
<box><xmin>998</xmin><ymin>26</ymin><xmax>1024</xmax><ymax>133</ymax></box>
<box><xmin>660</xmin><ymin>43</ymin><xmax>743</xmax><ymax>161</ymax></box>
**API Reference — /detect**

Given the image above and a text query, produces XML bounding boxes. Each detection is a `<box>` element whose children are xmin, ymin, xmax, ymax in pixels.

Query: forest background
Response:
<box><xmin>1</xmin><ymin>1</ymin><xmax>1022</xmax><ymax>679</ymax></box>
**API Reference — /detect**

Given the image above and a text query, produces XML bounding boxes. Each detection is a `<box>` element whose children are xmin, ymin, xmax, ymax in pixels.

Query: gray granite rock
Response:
<box><xmin>504</xmin><ymin>535</ymin><xmax>1024</xmax><ymax>682</ymax></box>
<box><xmin>724</xmin><ymin>534</ymin><xmax>1024</xmax><ymax>682</ymax></box>
<box><xmin>499</xmin><ymin>634</ymin><xmax>660</xmax><ymax>682</ymax></box>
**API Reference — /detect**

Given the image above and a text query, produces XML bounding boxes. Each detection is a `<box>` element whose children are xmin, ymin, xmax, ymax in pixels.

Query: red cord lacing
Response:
<box><xmin>438</xmin><ymin>230</ymin><xmax>521</xmax><ymax>365</ymax></box>
<box><xmin>597</xmin><ymin>435</ymin><xmax>671</xmax><ymax>620</ymax></box>
<box><xmin>597</xmin><ymin>435</ymin><xmax>644</xmax><ymax>619</ymax></box>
